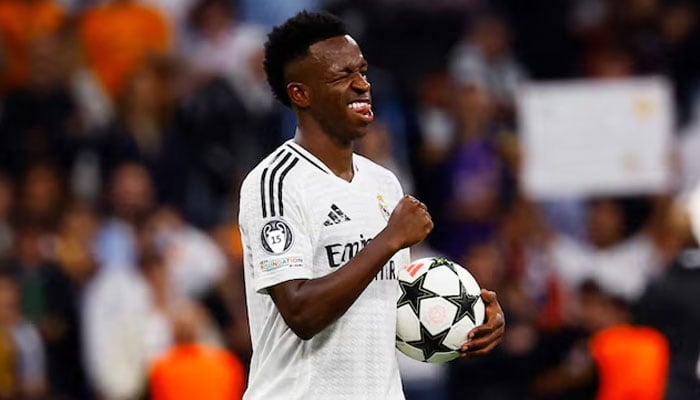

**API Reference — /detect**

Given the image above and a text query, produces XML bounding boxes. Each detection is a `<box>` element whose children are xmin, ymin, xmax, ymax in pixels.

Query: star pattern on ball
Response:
<box><xmin>397</xmin><ymin>273</ymin><xmax>440</xmax><ymax>316</ymax></box>
<box><xmin>444</xmin><ymin>280</ymin><xmax>480</xmax><ymax>325</ymax></box>
<box><xmin>405</xmin><ymin>323</ymin><xmax>453</xmax><ymax>361</ymax></box>
<box><xmin>427</xmin><ymin>257</ymin><xmax>480</xmax><ymax>325</ymax></box>
<box><xmin>429</xmin><ymin>257</ymin><xmax>453</xmax><ymax>270</ymax></box>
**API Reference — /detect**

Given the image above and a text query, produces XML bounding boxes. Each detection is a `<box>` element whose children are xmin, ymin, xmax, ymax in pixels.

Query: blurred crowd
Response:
<box><xmin>0</xmin><ymin>0</ymin><xmax>699</xmax><ymax>399</ymax></box>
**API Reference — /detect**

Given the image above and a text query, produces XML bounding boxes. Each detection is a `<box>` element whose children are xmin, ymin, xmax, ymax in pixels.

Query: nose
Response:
<box><xmin>352</xmin><ymin>73</ymin><xmax>371</xmax><ymax>93</ymax></box>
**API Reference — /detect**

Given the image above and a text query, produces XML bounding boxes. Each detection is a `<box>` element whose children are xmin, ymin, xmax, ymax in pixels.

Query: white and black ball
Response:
<box><xmin>396</xmin><ymin>257</ymin><xmax>485</xmax><ymax>363</ymax></box>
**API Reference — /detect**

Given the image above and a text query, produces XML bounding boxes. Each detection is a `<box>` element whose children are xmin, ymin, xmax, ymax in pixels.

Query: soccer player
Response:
<box><xmin>238</xmin><ymin>11</ymin><xmax>505</xmax><ymax>399</ymax></box>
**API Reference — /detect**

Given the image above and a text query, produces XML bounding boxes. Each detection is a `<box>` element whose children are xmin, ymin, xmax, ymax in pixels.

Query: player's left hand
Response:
<box><xmin>460</xmin><ymin>289</ymin><xmax>505</xmax><ymax>357</ymax></box>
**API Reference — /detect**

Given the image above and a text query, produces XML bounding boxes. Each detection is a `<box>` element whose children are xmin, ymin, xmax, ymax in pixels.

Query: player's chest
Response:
<box><xmin>303</xmin><ymin>183</ymin><xmax>398</xmax><ymax>268</ymax></box>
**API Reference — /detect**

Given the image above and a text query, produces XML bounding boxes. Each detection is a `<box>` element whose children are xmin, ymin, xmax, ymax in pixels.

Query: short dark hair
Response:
<box><xmin>264</xmin><ymin>10</ymin><xmax>348</xmax><ymax>107</ymax></box>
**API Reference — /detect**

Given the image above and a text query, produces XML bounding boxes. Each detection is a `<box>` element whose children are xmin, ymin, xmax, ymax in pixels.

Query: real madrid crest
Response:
<box><xmin>260</xmin><ymin>219</ymin><xmax>294</xmax><ymax>255</ymax></box>
<box><xmin>377</xmin><ymin>194</ymin><xmax>391</xmax><ymax>221</ymax></box>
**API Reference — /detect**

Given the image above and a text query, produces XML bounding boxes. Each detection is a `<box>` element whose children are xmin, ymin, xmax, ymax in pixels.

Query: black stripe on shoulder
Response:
<box><xmin>277</xmin><ymin>157</ymin><xmax>299</xmax><ymax>216</ymax></box>
<box><xmin>268</xmin><ymin>152</ymin><xmax>293</xmax><ymax>217</ymax></box>
<box><xmin>260</xmin><ymin>167</ymin><xmax>269</xmax><ymax>218</ymax></box>
<box><xmin>259</xmin><ymin>149</ymin><xmax>286</xmax><ymax>218</ymax></box>
<box><xmin>271</xmin><ymin>148</ymin><xmax>286</xmax><ymax>162</ymax></box>
<box><xmin>286</xmin><ymin>144</ymin><xmax>328</xmax><ymax>174</ymax></box>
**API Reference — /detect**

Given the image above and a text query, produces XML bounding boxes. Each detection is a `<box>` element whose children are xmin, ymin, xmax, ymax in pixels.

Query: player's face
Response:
<box><xmin>305</xmin><ymin>35</ymin><xmax>373</xmax><ymax>142</ymax></box>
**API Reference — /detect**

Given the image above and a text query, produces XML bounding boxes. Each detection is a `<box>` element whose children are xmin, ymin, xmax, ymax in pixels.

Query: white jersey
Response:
<box><xmin>239</xmin><ymin>139</ymin><xmax>409</xmax><ymax>400</ymax></box>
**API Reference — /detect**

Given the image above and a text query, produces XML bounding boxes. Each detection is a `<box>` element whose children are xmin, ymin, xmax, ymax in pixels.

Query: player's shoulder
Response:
<box><xmin>240</xmin><ymin>141</ymin><xmax>319</xmax><ymax>222</ymax></box>
<box><xmin>354</xmin><ymin>153</ymin><xmax>403</xmax><ymax>188</ymax></box>
<box><xmin>241</xmin><ymin>141</ymin><xmax>306</xmax><ymax>193</ymax></box>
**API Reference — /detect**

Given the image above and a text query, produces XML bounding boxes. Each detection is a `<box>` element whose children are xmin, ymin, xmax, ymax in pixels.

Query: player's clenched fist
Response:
<box><xmin>384</xmin><ymin>195</ymin><xmax>433</xmax><ymax>249</ymax></box>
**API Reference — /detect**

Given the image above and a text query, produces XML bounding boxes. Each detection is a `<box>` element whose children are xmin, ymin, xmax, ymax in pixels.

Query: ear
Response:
<box><xmin>287</xmin><ymin>82</ymin><xmax>311</xmax><ymax>109</ymax></box>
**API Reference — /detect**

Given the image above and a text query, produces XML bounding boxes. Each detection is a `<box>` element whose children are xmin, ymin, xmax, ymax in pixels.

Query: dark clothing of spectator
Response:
<box><xmin>96</xmin><ymin>122</ymin><xmax>187</xmax><ymax>210</ymax></box>
<box><xmin>1</xmin><ymin>261</ymin><xmax>93</xmax><ymax>399</ymax></box>
<box><xmin>636</xmin><ymin>248</ymin><xmax>700</xmax><ymax>400</ymax></box>
<box><xmin>0</xmin><ymin>88</ymin><xmax>79</xmax><ymax>178</ymax></box>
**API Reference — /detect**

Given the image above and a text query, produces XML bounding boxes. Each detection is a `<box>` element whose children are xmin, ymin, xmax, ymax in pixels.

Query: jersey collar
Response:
<box><xmin>285</xmin><ymin>139</ymin><xmax>359</xmax><ymax>179</ymax></box>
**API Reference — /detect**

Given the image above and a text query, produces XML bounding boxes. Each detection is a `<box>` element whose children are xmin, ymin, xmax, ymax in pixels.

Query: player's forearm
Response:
<box><xmin>270</xmin><ymin>231</ymin><xmax>400</xmax><ymax>340</ymax></box>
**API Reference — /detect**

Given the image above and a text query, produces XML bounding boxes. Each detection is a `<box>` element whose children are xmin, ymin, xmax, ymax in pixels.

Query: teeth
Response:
<box><xmin>348</xmin><ymin>101</ymin><xmax>369</xmax><ymax>110</ymax></box>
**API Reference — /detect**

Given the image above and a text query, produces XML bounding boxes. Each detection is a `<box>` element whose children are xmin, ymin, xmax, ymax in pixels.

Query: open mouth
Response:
<box><xmin>347</xmin><ymin>100</ymin><xmax>374</xmax><ymax>123</ymax></box>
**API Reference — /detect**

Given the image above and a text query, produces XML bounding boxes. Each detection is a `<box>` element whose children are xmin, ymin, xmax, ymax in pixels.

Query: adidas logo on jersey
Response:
<box><xmin>323</xmin><ymin>204</ymin><xmax>351</xmax><ymax>226</ymax></box>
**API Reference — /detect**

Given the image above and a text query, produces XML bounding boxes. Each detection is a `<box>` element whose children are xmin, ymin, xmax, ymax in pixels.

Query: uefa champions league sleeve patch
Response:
<box><xmin>260</xmin><ymin>219</ymin><xmax>294</xmax><ymax>255</ymax></box>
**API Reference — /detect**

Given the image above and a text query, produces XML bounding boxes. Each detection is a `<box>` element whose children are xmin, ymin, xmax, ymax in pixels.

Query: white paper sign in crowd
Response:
<box><xmin>518</xmin><ymin>77</ymin><xmax>674</xmax><ymax>199</ymax></box>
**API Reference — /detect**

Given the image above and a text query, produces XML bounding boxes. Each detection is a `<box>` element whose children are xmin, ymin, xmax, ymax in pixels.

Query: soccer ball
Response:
<box><xmin>396</xmin><ymin>257</ymin><xmax>485</xmax><ymax>363</ymax></box>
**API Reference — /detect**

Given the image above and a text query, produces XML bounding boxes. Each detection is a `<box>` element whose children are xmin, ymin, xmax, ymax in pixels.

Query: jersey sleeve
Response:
<box><xmin>239</xmin><ymin>170</ymin><xmax>313</xmax><ymax>294</ymax></box>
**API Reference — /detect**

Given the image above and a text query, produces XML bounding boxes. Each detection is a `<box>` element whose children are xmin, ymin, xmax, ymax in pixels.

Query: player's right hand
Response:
<box><xmin>384</xmin><ymin>195</ymin><xmax>433</xmax><ymax>249</ymax></box>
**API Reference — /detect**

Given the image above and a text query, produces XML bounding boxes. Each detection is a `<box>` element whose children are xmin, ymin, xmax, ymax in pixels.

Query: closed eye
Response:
<box><xmin>332</xmin><ymin>69</ymin><xmax>368</xmax><ymax>83</ymax></box>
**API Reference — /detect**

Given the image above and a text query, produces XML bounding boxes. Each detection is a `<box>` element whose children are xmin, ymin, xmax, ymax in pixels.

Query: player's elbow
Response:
<box><xmin>270</xmin><ymin>281</ymin><xmax>325</xmax><ymax>340</ymax></box>
<box><xmin>290</xmin><ymin>325</ymin><xmax>315</xmax><ymax>341</ymax></box>
<box><xmin>284</xmin><ymin>309</ymin><xmax>322</xmax><ymax>340</ymax></box>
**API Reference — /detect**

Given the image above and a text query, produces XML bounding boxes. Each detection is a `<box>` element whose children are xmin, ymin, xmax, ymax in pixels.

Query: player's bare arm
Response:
<box><xmin>269</xmin><ymin>195</ymin><xmax>433</xmax><ymax>340</ymax></box>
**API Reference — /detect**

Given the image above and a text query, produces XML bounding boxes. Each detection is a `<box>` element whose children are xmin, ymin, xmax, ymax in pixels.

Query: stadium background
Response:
<box><xmin>0</xmin><ymin>0</ymin><xmax>698</xmax><ymax>399</ymax></box>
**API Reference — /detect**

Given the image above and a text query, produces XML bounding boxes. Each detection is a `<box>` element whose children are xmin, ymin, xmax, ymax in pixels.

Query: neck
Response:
<box><xmin>295</xmin><ymin>116</ymin><xmax>354</xmax><ymax>181</ymax></box>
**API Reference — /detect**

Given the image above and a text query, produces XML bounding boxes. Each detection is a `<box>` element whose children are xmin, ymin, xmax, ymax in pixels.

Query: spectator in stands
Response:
<box><xmin>497</xmin><ymin>198</ymin><xmax>563</xmax><ymax>329</ymax></box>
<box><xmin>546</xmin><ymin>197</ymin><xmax>664</xmax><ymax>304</ymax></box>
<box><xmin>141</xmin><ymin>0</ymin><xmax>197</xmax><ymax>32</ymax></box>
<box><xmin>0</xmin><ymin>0</ymin><xmax>65</xmax><ymax>93</ymax></box>
<box><xmin>149</xmin><ymin>302</ymin><xmax>245</xmax><ymax>400</ymax></box>
<box><xmin>143</xmin><ymin>206</ymin><xmax>226</xmax><ymax>299</ymax></box>
<box><xmin>54</xmin><ymin>203</ymin><xmax>98</xmax><ymax>288</ymax></box>
<box><xmin>96</xmin><ymin>55</ymin><xmax>187</xmax><ymax>207</ymax></box>
<box><xmin>413</xmin><ymin>71</ymin><xmax>455</xmax><ymax>167</ymax></box>
<box><xmin>531</xmin><ymin>279</ymin><xmax>669</xmax><ymax>400</ymax></box>
<box><xmin>583</xmin><ymin>280</ymin><xmax>669</xmax><ymax>400</ymax></box>
<box><xmin>47</xmin><ymin>203</ymin><xmax>96</xmax><ymax>399</ymax></box>
<box><xmin>5</xmin><ymin>222</ymin><xmax>56</xmax><ymax>325</ymax></box>
<box><xmin>449</xmin><ymin>13</ymin><xmax>526</xmax><ymax>122</ymax></box>
<box><xmin>659</xmin><ymin>1</ymin><xmax>700</xmax><ymax>125</ymax></box>
<box><xmin>94</xmin><ymin>162</ymin><xmax>156</xmax><ymax>271</ymax></box>
<box><xmin>136</xmin><ymin>243</ymin><xmax>177</xmax><ymax>363</ymax></box>
<box><xmin>679</xmin><ymin>99</ymin><xmax>700</xmax><ymax>197</ymax></box>
<box><xmin>86</xmin><ymin>214</ymin><xmax>228</xmax><ymax>400</ymax></box>
<box><xmin>82</xmin><ymin>240</ymin><xmax>155</xmax><ymax>400</ymax></box>
<box><xmin>636</xmin><ymin>194</ymin><xmax>700</xmax><ymax>399</ymax></box>
<box><xmin>409</xmin><ymin>71</ymin><xmax>454</xmax><ymax>247</ymax></box>
<box><xmin>59</xmin><ymin>22</ymin><xmax>114</xmax><ymax>135</ymax></box>
<box><xmin>207</xmin><ymin>223</ymin><xmax>251</xmax><ymax>364</ymax></box>
<box><xmin>0</xmin><ymin>33</ymin><xmax>81</xmax><ymax>179</ymax></box>
<box><xmin>0</xmin><ymin>274</ymin><xmax>46</xmax><ymax>400</ymax></box>
<box><xmin>135</xmin><ymin>224</ymin><xmax>228</xmax><ymax>360</ymax></box>
<box><xmin>79</xmin><ymin>0</ymin><xmax>172</xmax><ymax>99</ymax></box>
<box><xmin>183</xmin><ymin>0</ymin><xmax>263</xmax><ymax>85</ymax></box>
<box><xmin>0</xmin><ymin>174</ymin><xmax>13</xmax><ymax>259</ymax></box>
<box><xmin>440</xmin><ymin>83</ymin><xmax>505</xmax><ymax>260</ymax></box>
<box><xmin>16</xmin><ymin>163</ymin><xmax>67</xmax><ymax>231</ymax></box>
<box><xmin>583</xmin><ymin>45</ymin><xmax>637</xmax><ymax>78</ymax></box>
<box><xmin>3</xmin><ymin>215</ymin><xmax>93</xmax><ymax>399</ymax></box>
